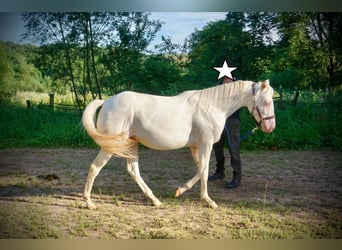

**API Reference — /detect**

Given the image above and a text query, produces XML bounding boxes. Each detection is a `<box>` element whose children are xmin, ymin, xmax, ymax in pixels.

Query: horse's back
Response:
<box><xmin>97</xmin><ymin>90</ymin><xmax>197</xmax><ymax>149</ymax></box>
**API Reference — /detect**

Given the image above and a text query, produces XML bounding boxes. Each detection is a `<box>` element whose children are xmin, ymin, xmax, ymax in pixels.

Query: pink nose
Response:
<box><xmin>261</xmin><ymin>119</ymin><xmax>276</xmax><ymax>133</ymax></box>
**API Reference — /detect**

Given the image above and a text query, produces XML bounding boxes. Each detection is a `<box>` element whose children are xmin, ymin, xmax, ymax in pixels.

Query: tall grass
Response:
<box><xmin>0</xmin><ymin>104</ymin><xmax>94</xmax><ymax>149</ymax></box>
<box><xmin>11</xmin><ymin>91</ymin><xmax>76</xmax><ymax>106</ymax></box>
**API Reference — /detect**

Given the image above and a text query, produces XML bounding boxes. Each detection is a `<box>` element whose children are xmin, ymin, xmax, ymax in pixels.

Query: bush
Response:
<box><xmin>240</xmin><ymin>100</ymin><xmax>342</xmax><ymax>150</ymax></box>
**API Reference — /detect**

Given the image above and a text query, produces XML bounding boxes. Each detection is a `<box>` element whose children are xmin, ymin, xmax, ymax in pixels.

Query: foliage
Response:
<box><xmin>240</xmin><ymin>89</ymin><xmax>342</xmax><ymax>151</ymax></box>
<box><xmin>0</xmin><ymin>42</ymin><xmax>46</xmax><ymax>101</ymax></box>
<box><xmin>274</xmin><ymin>13</ymin><xmax>342</xmax><ymax>91</ymax></box>
<box><xmin>186</xmin><ymin>12</ymin><xmax>279</xmax><ymax>84</ymax></box>
<box><xmin>186</xmin><ymin>13</ymin><xmax>254</xmax><ymax>85</ymax></box>
<box><xmin>186</xmin><ymin>12</ymin><xmax>341</xmax><ymax>91</ymax></box>
<box><xmin>140</xmin><ymin>54</ymin><xmax>183</xmax><ymax>95</ymax></box>
<box><xmin>2</xmin><ymin>12</ymin><xmax>341</xmax><ymax>102</ymax></box>
<box><xmin>21</xmin><ymin>12</ymin><xmax>163</xmax><ymax>109</ymax></box>
<box><xmin>0</xmin><ymin>104</ymin><xmax>94</xmax><ymax>149</ymax></box>
<box><xmin>0</xmin><ymin>43</ymin><xmax>12</xmax><ymax>102</ymax></box>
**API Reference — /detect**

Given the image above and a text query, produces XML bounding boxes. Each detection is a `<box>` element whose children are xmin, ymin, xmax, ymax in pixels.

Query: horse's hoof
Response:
<box><xmin>175</xmin><ymin>188</ymin><xmax>181</xmax><ymax>197</ymax></box>
<box><xmin>153</xmin><ymin>200</ymin><xmax>162</xmax><ymax>207</ymax></box>
<box><xmin>86</xmin><ymin>201</ymin><xmax>97</xmax><ymax>210</ymax></box>
<box><xmin>209</xmin><ymin>201</ymin><xmax>218</xmax><ymax>209</ymax></box>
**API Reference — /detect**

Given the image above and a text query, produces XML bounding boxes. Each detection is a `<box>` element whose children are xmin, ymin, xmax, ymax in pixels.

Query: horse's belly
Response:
<box><xmin>132</xmin><ymin>129</ymin><xmax>192</xmax><ymax>150</ymax></box>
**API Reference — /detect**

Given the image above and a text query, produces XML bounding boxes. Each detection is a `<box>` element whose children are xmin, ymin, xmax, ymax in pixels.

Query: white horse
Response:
<box><xmin>82</xmin><ymin>80</ymin><xmax>276</xmax><ymax>209</ymax></box>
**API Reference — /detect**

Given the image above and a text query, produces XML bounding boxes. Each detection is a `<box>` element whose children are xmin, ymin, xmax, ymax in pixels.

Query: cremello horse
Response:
<box><xmin>82</xmin><ymin>80</ymin><xmax>276</xmax><ymax>209</ymax></box>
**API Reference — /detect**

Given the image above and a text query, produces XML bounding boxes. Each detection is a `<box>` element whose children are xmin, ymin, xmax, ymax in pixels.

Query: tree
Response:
<box><xmin>100</xmin><ymin>12</ymin><xmax>162</xmax><ymax>93</ymax></box>
<box><xmin>66</xmin><ymin>13</ymin><xmax>123</xmax><ymax>100</ymax></box>
<box><xmin>245</xmin><ymin>12</ymin><xmax>279</xmax><ymax>46</ymax></box>
<box><xmin>22</xmin><ymin>13</ymin><xmax>84</xmax><ymax>113</ymax></box>
<box><xmin>274</xmin><ymin>12</ymin><xmax>342</xmax><ymax>91</ymax></box>
<box><xmin>264</xmin><ymin>13</ymin><xmax>318</xmax><ymax>89</ymax></box>
<box><xmin>186</xmin><ymin>12</ymin><xmax>275</xmax><ymax>87</ymax></box>
<box><xmin>33</xmin><ymin>43</ymin><xmax>71</xmax><ymax>94</ymax></box>
<box><xmin>0</xmin><ymin>42</ymin><xmax>46</xmax><ymax>98</ymax></box>
<box><xmin>140</xmin><ymin>54</ymin><xmax>183</xmax><ymax>95</ymax></box>
<box><xmin>0</xmin><ymin>43</ymin><xmax>12</xmax><ymax>102</ymax></box>
<box><xmin>154</xmin><ymin>35</ymin><xmax>182</xmax><ymax>55</ymax></box>
<box><xmin>22</xmin><ymin>12</ymin><xmax>163</xmax><ymax>100</ymax></box>
<box><xmin>308</xmin><ymin>13</ymin><xmax>342</xmax><ymax>93</ymax></box>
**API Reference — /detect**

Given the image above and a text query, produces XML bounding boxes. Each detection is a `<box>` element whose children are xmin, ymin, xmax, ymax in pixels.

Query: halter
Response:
<box><xmin>251</xmin><ymin>82</ymin><xmax>275</xmax><ymax>127</ymax></box>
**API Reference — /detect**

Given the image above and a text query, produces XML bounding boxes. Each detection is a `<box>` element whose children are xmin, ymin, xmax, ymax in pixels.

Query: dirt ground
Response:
<box><xmin>0</xmin><ymin>147</ymin><xmax>341</xmax><ymax>238</ymax></box>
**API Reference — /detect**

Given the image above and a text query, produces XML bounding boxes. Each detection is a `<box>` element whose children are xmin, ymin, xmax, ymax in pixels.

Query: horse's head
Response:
<box><xmin>248</xmin><ymin>80</ymin><xmax>276</xmax><ymax>133</ymax></box>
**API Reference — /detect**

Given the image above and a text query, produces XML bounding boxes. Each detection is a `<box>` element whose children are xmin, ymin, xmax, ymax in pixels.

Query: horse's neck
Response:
<box><xmin>198</xmin><ymin>81</ymin><xmax>252</xmax><ymax>118</ymax></box>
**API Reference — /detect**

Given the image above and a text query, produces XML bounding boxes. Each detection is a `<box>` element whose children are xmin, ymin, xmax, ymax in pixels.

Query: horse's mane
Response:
<box><xmin>194</xmin><ymin>80</ymin><xmax>249</xmax><ymax>113</ymax></box>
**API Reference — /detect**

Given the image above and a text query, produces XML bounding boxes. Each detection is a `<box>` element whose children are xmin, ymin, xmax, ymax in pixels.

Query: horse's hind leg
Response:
<box><xmin>126</xmin><ymin>144</ymin><xmax>162</xmax><ymax>207</ymax></box>
<box><xmin>83</xmin><ymin>149</ymin><xmax>112</xmax><ymax>209</ymax></box>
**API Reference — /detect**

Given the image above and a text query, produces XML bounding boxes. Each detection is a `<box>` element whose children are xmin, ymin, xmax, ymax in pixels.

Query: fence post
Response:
<box><xmin>292</xmin><ymin>88</ymin><xmax>300</xmax><ymax>107</ymax></box>
<box><xmin>49</xmin><ymin>94</ymin><xmax>54</xmax><ymax>109</ymax></box>
<box><xmin>279</xmin><ymin>85</ymin><xmax>283</xmax><ymax>108</ymax></box>
<box><xmin>26</xmin><ymin>100</ymin><xmax>31</xmax><ymax>109</ymax></box>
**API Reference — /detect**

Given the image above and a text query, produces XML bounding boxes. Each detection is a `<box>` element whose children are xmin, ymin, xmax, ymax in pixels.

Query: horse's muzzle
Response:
<box><xmin>261</xmin><ymin>118</ymin><xmax>276</xmax><ymax>133</ymax></box>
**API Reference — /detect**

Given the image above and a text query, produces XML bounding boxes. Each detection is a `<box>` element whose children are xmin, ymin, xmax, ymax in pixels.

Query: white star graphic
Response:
<box><xmin>213</xmin><ymin>60</ymin><xmax>237</xmax><ymax>80</ymax></box>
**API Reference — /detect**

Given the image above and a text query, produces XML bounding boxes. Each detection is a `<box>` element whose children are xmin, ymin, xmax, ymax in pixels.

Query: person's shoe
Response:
<box><xmin>208</xmin><ymin>172</ymin><xmax>225</xmax><ymax>181</ymax></box>
<box><xmin>225</xmin><ymin>179</ymin><xmax>241</xmax><ymax>189</ymax></box>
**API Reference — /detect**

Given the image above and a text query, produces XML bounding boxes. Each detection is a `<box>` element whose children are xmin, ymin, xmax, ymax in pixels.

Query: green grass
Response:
<box><xmin>0</xmin><ymin>104</ymin><xmax>94</xmax><ymax>149</ymax></box>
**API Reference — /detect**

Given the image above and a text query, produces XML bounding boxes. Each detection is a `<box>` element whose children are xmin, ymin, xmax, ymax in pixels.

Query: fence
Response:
<box><xmin>25</xmin><ymin>94</ymin><xmax>79</xmax><ymax>113</ymax></box>
<box><xmin>25</xmin><ymin>89</ymin><xmax>339</xmax><ymax>113</ymax></box>
<box><xmin>274</xmin><ymin>86</ymin><xmax>300</xmax><ymax>108</ymax></box>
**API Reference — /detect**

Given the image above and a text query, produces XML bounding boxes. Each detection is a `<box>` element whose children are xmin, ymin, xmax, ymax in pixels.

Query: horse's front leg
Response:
<box><xmin>175</xmin><ymin>145</ymin><xmax>218</xmax><ymax>208</ymax></box>
<box><xmin>197</xmin><ymin>144</ymin><xmax>218</xmax><ymax>208</ymax></box>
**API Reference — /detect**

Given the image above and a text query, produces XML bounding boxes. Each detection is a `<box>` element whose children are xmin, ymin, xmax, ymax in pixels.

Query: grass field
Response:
<box><xmin>0</xmin><ymin>148</ymin><xmax>341</xmax><ymax>239</ymax></box>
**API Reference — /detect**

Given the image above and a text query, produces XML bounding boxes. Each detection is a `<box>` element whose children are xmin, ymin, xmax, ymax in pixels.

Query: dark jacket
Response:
<box><xmin>229</xmin><ymin>109</ymin><xmax>240</xmax><ymax>121</ymax></box>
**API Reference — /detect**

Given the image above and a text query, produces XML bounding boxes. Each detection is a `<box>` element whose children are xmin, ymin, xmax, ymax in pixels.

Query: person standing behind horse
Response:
<box><xmin>208</xmin><ymin>75</ymin><xmax>242</xmax><ymax>189</ymax></box>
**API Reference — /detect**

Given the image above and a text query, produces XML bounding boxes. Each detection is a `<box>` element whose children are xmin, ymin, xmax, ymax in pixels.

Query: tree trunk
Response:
<box><xmin>89</xmin><ymin>16</ymin><xmax>102</xmax><ymax>100</ymax></box>
<box><xmin>58</xmin><ymin>17</ymin><xmax>82</xmax><ymax>115</ymax></box>
<box><xmin>84</xmin><ymin>15</ymin><xmax>96</xmax><ymax>100</ymax></box>
<box><xmin>291</xmin><ymin>88</ymin><xmax>300</xmax><ymax>107</ymax></box>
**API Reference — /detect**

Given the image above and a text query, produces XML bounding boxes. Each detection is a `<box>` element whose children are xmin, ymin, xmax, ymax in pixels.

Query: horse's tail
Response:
<box><xmin>82</xmin><ymin>100</ymin><xmax>136</xmax><ymax>158</ymax></box>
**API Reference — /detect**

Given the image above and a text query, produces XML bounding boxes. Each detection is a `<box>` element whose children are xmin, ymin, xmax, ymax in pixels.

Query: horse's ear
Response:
<box><xmin>261</xmin><ymin>79</ymin><xmax>270</xmax><ymax>89</ymax></box>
